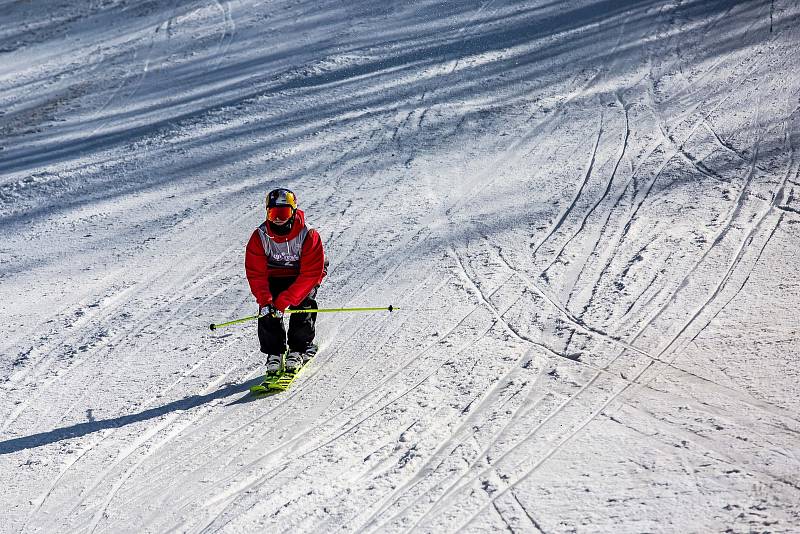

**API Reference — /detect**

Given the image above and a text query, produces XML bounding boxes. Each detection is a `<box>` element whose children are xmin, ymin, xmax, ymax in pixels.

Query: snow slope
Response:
<box><xmin>2</xmin><ymin>0</ymin><xmax>799</xmax><ymax>532</ymax></box>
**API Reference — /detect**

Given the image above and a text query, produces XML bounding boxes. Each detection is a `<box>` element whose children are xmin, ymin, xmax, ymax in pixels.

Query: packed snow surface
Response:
<box><xmin>2</xmin><ymin>0</ymin><xmax>799</xmax><ymax>532</ymax></box>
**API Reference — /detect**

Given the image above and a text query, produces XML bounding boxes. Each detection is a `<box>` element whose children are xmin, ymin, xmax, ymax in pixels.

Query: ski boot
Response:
<box><xmin>301</xmin><ymin>343</ymin><xmax>318</xmax><ymax>363</ymax></box>
<box><xmin>284</xmin><ymin>351</ymin><xmax>304</xmax><ymax>373</ymax></box>
<box><xmin>265</xmin><ymin>353</ymin><xmax>283</xmax><ymax>376</ymax></box>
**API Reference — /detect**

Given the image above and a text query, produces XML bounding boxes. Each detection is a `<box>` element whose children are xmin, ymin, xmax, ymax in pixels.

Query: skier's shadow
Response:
<box><xmin>0</xmin><ymin>378</ymin><xmax>267</xmax><ymax>455</ymax></box>
<box><xmin>226</xmin><ymin>388</ymin><xmax>281</xmax><ymax>405</ymax></box>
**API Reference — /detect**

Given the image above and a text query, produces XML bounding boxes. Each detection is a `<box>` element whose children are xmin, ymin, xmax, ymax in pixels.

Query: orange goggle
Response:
<box><xmin>267</xmin><ymin>206</ymin><xmax>294</xmax><ymax>223</ymax></box>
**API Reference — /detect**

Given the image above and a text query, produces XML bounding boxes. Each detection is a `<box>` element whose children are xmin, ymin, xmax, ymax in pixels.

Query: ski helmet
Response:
<box><xmin>266</xmin><ymin>188</ymin><xmax>297</xmax><ymax>225</ymax></box>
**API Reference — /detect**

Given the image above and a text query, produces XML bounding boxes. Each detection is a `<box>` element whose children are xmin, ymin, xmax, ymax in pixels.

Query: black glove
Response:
<box><xmin>259</xmin><ymin>304</ymin><xmax>283</xmax><ymax>319</ymax></box>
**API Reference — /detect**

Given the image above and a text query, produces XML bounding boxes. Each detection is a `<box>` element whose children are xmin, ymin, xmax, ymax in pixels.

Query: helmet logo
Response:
<box><xmin>267</xmin><ymin>188</ymin><xmax>297</xmax><ymax>209</ymax></box>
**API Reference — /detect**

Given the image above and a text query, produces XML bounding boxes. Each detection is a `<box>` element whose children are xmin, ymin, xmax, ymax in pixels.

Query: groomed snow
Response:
<box><xmin>1</xmin><ymin>1</ymin><xmax>799</xmax><ymax>532</ymax></box>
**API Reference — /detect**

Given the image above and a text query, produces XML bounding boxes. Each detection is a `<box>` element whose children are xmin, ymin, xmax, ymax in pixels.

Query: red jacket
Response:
<box><xmin>245</xmin><ymin>209</ymin><xmax>325</xmax><ymax>310</ymax></box>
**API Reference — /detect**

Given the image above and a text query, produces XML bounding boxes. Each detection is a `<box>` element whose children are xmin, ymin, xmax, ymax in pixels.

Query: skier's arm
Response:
<box><xmin>274</xmin><ymin>230</ymin><xmax>325</xmax><ymax>310</ymax></box>
<box><xmin>244</xmin><ymin>231</ymin><xmax>273</xmax><ymax>307</ymax></box>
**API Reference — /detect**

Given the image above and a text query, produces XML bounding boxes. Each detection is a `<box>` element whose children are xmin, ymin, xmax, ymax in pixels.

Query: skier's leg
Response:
<box><xmin>288</xmin><ymin>287</ymin><xmax>317</xmax><ymax>352</ymax></box>
<box><xmin>258</xmin><ymin>314</ymin><xmax>286</xmax><ymax>355</ymax></box>
<box><xmin>258</xmin><ymin>278</ymin><xmax>292</xmax><ymax>356</ymax></box>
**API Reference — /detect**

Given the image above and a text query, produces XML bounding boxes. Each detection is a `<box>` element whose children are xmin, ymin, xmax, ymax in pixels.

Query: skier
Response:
<box><xmin>245</xmin><ymin>188</ymin><xmax>326</xmax><ymax>375</ymax></box>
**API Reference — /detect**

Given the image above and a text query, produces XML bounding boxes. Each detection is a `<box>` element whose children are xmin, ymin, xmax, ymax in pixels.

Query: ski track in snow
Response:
<box><xmin>2</xmin><ymin>0</ymin><xmax>800</xmax><ymax>532</ymax></box>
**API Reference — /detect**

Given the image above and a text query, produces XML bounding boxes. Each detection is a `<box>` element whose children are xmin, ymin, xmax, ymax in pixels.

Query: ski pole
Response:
<box><xmin>209</xmin><ymin>314</ymin><xmax>260</xmax><ymax>331</ymax></box>
<box><xmin>209</xmin><ymin>305</ymin><xmax>398</xmax><ymax>331</ymax></box>
<box><xmin>285</xmin><ymin>305</ymin><xmax>398</xmax><ymax>314</ymax></box>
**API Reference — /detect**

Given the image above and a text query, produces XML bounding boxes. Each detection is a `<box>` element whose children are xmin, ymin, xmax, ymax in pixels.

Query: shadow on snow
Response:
<box><xmin>0</xmin><ymin>378</ymin><xmax>264</xmax><ymax>455</ymax></box>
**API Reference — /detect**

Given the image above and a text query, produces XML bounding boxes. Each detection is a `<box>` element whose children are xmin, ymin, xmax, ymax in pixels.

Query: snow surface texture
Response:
<box><xmin>1</xmin><ymin>0</ymin><xmax>799</xmax><ymax>532</ymax></box>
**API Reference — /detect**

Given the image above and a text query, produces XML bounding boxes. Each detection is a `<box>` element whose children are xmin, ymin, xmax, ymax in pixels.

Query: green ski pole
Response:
<box><xmin>285</xmin><ymin>305</ymin><xmax>398</xmax><ymax>314</ymax></box>
<box><xmin>209</xmin><ymin>314</ymin><xmax>260</xmax><ymax>331</ymax></box>
<box><xmin>209</xmin><ymin>305</ymin><xmax>398</xmax><ymax>331</ymax></box>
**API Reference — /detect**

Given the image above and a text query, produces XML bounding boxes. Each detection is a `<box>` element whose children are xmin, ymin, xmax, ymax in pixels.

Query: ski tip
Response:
<box><xmin>209</xmin><ymin>323</ymin><xmax>216</xmax><ymax>331</ymax></box>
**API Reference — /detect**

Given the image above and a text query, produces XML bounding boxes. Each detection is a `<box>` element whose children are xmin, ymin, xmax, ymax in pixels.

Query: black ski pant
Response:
<box><xmin>258</xmin><ymin>277</ymin><xmax>318</xmax><ymax>355</ymax></box>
